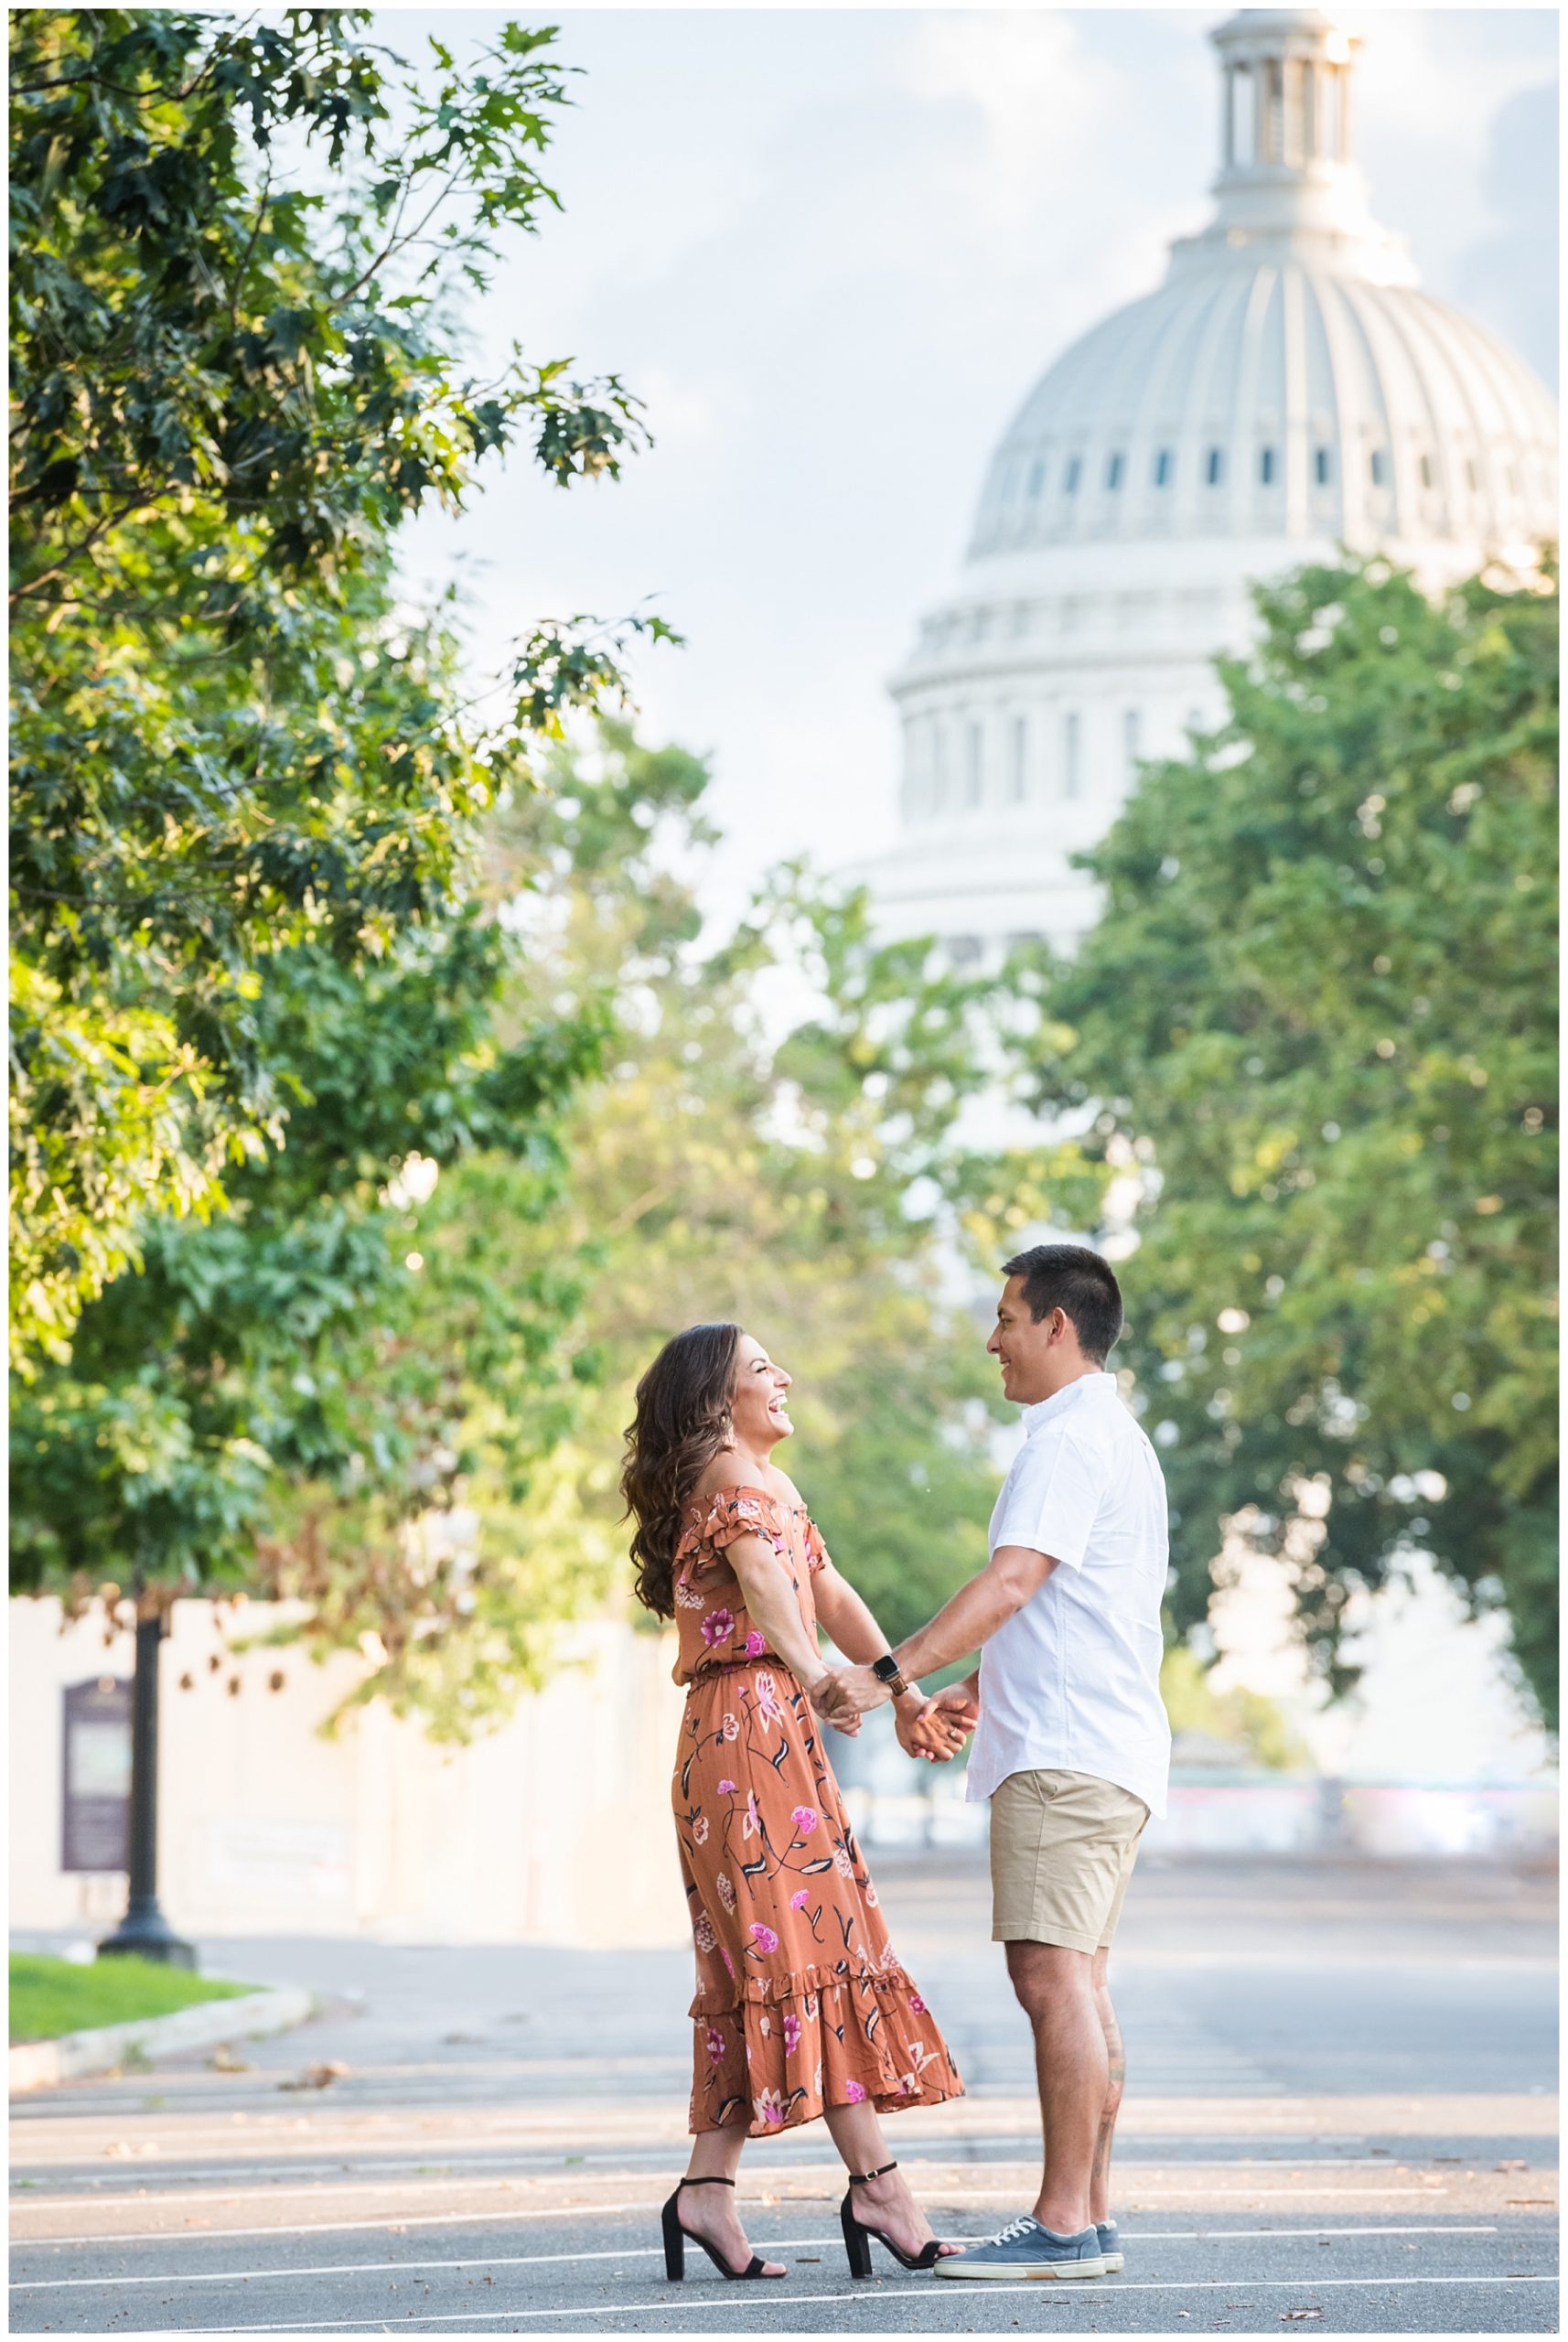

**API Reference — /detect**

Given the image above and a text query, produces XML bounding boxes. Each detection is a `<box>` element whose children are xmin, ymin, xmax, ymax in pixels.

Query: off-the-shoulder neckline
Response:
<box><xmin>683</xmin><ymin>1483</ymin><xmax>805</xmax><ymax>1517</ymax></box>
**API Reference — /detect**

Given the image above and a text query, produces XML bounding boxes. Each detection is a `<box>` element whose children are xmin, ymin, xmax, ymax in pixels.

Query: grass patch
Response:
<box><xmin>9</xmin><ymin>1953</ymin><xmax>255</xmax><ymax>2044</ymax></box>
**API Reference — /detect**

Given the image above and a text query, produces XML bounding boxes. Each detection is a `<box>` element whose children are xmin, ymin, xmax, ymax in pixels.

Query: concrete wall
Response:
<box><xmin>9</xmin><ymin>1598</ymin><xmax>690</xmax><ymax>1949</ymax></box>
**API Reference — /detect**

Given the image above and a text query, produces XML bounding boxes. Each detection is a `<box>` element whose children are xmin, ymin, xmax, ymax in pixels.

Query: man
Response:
<box><xmin>827</xmin><ymin>1242</ymin><xmax>1171</xmax><ymax>2282</ymax></box>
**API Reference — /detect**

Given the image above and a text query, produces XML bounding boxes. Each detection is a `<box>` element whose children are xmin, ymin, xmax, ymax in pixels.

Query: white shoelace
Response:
<box><xmin>988</xmin><ymin>2215</ymin><xmax>1042</xmax><ymax>2247</ymax></box>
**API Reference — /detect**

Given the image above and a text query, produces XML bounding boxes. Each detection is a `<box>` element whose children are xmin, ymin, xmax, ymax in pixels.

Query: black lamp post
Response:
<box><xmin>98</xmin><ymin>1600</ymin><xmax>195</xmax><ymax>1968</ymax></box>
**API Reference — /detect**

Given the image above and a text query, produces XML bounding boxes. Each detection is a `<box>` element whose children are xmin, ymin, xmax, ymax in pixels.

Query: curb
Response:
<box><xmin>10</xmin><ymin>1985</ymin><xmax>316</xmax><ymax>2092</ymax></box>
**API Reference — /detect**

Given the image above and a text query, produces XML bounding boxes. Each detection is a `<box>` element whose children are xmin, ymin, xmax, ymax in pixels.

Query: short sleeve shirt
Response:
<box><xmin>966</xmin><ymin>1372</ymin><xmax>1172</xmax><ymax>1819</ymax></box>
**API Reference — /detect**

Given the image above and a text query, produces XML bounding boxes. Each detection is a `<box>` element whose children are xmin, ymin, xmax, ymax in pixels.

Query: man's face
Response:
<box><xmin>986</xmin><ymin>1275</ymin><xmax>1061</xmax><ymax>1405</ymax></box>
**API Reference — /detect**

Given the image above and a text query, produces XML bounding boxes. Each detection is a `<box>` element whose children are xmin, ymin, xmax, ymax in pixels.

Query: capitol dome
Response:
<box><xmin>865</xmin><ymin>7</ymin><xmax>1558</xmax><ymax>962</ymax></box>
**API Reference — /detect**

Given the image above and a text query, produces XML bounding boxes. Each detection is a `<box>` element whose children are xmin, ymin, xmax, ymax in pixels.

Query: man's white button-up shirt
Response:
<box><xmin>966</xmin><ymin>1370</ymin><xmax>1172</xmax><ymax>1819</ymax></box>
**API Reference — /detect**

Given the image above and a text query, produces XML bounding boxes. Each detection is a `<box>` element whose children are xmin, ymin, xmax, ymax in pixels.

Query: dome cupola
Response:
<box><xmin>1202</xmin><ymin>10</ymin><xmax>1401</xmax><ymax>262</ymax></box>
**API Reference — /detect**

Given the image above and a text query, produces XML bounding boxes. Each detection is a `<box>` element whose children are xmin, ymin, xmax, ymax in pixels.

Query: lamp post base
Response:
<box><xmin>98</xmin><ymin>1899</ymin><xmax>196</xmax><ymax>1969</ymax></box>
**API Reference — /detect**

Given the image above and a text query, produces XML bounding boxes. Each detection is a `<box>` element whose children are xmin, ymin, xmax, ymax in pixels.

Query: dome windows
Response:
<box><xmin>1027</xmin><ymin>457</ymin><xmax>1047</xmax><ymax>498</ymax></box>
<box><xmin>1259</xmin><ymin>446</ymin><xmax>1277</xmax><ymax>486</ymax></box>
<box><xmin>1064</xmin><ymin>456</ymin><xmax>1082</xmax><ymax>494</ymax></box>
<box><xmin>1205</xmin><ymin>447</ymin><xmax>1224</xmax><ymax>486</ymax></box>
<box><xmin>1369</xmin><ymin>448</ymin><xmax>1389</xmax><ymax>487</ymax></box>
<box><xmin>1465</xmin><ymin>457</ymin><xmax>1479</xmax><ymax>492</ymax></box>
<box><xmin>1154</xmin><ymin>448</ymin><xmax>1173</xmax><ymax>488</ymax></box>
<box><xmin>1314</xmin><ymin>446</ymin><xmax>1332</xmax><ymax>487</ymax></box>
<box><xmin>1063</xmin><ymin>711</ymin><xmax>1082</xmax><ymax>799</ymax></box>
<box><xmin>1106</xmin><ymin>452</ymin><xmax>1125</xmax><ymax>490</ymax></box>
<box><xmin>1123</xmin><ymin>708</ymin><xmax>1142</xmax><ymax>779</ymax></box>
<box><xmin>1419</xmin><ymin>453</ymin><xmax>1434</xmax><ymax>489</ymax></box>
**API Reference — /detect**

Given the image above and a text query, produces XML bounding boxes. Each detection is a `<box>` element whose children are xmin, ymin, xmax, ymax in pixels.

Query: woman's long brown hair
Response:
<box><xmin>621</xmin><ymin>1322</ymin><xmax>743</xmax><ymax>1618</ymax></box>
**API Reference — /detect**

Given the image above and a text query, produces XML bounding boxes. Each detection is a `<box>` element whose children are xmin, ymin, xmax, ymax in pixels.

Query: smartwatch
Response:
<box><xmin>872</xmin><ymin>1652</ymin><xmax>912</xmax><ymax>1699</ymax></box>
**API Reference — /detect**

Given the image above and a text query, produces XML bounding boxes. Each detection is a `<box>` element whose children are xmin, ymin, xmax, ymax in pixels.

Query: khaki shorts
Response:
<box><xmin>989</xmin><ymin>1768</ymin><xmax>1150</xmax><ymax>1952</ymax></box>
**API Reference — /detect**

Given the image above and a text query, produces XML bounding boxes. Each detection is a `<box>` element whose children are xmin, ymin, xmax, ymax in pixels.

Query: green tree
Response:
<box><xmin>8</xmin><ymin>880</ymin><xmax>613</xmax><ymax>1731</ymax></box>
<box><xmin>10</xmin><ymin>9</ymin><xmax>655</xmax><ymax>1367</ymax></box>
<box><xmin>1026</xmin><ymin>555</ymin><xmax>1558</xmax><ymax>1723</ymax></box>
<box><xmin>466</xmin><ymin>725</ymin><xmax>1012</xmax><ymax>1651</ymax></box>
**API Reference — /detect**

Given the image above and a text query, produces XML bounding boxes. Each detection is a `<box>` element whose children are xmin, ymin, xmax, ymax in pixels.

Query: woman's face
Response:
<box><xmin>728</xmin><ymin>1332</ymin><xmax>793</xmax><ymax>1451</ymax></box>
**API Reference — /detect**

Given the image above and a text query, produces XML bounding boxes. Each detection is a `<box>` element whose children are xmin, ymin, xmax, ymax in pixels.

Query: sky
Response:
<box><xmin>388</xmin><ymin>5</ymin><xmax>1560</xmax><ymax>913</ymax></box>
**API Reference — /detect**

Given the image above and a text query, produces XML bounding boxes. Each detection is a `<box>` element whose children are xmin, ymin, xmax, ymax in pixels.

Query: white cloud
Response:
<box><xmin>897</xmin><ymin>10</ymin><xmax>1116</xmax><ymax>227</ymax></box>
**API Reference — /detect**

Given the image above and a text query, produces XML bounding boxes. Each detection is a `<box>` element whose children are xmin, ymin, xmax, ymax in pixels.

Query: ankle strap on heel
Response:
<box><xmin>679</xmin><ymin>2175</ymin><xmax>735</xmax><ymax>2187</ymax></box>
<box><xmin>846</xmin><ymin>2159</ymin><xmax>897</xmax><ymax>2185</ymax></box>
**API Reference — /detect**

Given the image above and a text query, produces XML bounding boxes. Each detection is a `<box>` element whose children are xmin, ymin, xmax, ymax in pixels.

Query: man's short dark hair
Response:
<box><xmin>1001</xmin><ymin>1243</ymin><xmax>1123</xmax><ymax>1364</ymax></box>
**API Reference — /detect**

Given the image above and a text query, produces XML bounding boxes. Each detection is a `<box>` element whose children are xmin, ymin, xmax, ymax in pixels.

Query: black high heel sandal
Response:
<box><xmin>660</xmin><ymin>2175</ymin><xmax>780</xmax><ymax>2282</ymax></box>
<box><xmin>841</xmin><ymin>2158</ymin><xmax>949</xmax><ymax>2278</ymax></box>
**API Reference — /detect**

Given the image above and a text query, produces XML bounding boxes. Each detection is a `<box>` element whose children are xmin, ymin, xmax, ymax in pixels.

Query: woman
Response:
<box><xmin>621</xmin><ymin>1320</ymin><xmax>967</xmax><ymax>2284</ymax></box>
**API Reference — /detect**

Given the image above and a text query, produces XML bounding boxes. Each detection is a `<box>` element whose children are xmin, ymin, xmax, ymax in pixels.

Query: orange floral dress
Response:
<box><xmin>671</xmin><ymin>1483</ymin><xmax>963</xmax><ymax>2137</ymax></box>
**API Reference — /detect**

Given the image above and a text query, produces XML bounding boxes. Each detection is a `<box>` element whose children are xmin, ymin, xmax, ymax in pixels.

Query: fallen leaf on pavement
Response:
<box><xmin>278</xmin><ymin>2061</ymin><xmax>349</xmax><ymax>2091</ymax></box>
<box><xmin>1280</xmin><ymin>2313</ymin><xmax>1322</xmax><ymax>2323</ymax></box>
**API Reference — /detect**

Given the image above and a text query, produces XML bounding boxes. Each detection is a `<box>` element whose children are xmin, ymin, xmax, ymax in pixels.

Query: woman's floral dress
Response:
<box><xmin>671</xmin><ymin>1483</ymin><xmax>963</xmax><ymax>2138</ymax></box>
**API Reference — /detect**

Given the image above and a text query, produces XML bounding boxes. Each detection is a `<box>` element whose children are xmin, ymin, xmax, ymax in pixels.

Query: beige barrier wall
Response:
<box><xmin>9</xmin><ymin>1597</ymin><xmax>690</xmax><ymax>1949</ymax></box>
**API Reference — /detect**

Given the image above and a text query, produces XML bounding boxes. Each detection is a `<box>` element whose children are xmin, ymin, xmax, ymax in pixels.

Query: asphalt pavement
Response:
<box><xmin>10</xmin><ymin>1850</ymin><xmax>1558</xmax><ymax>2337</ymax></box>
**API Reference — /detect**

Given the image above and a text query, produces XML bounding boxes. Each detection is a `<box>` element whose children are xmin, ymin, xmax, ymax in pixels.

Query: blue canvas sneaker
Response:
<box><xmin>1097</xmin><ymin>2218</ymin><xmax>1124</xmax><ymax>2273</ymax></box>
<box><xmin>932</xmin><ymin>2215</ymin><xmax>1106</xmax><ymax>2280</ymax></box>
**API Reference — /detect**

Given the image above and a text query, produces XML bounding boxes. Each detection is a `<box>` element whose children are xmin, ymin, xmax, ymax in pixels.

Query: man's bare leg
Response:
<box><xmin>1089</xmin><ymin>1945</ymin><xmax>1124</xmax><ymax>2227</ymax></box>
<box><xmin>1004</xmin><ymin>1940</ymin><xmax>1107</xmax><ymax>2235</ymax></box>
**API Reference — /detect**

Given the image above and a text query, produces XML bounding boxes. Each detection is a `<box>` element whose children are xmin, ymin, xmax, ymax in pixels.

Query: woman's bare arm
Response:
<box><xmin>813</xmin><ymin>1561</ymin><xmax>968</xmax><ymax>1760</ymax></box>
<box><xmin>810</xmin><ymin>1558</ymin><xmax>897</xmax><ymax>1667</ymax></box>
<box><xmin>723</xmin><ymin>1535</ymin><xmax>860</xmax><ymax>1732</ymax></box>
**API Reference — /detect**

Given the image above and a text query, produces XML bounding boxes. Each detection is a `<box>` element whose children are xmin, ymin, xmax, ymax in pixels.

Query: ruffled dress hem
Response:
<box><xmin>687</xmin><ymin>1959</ymin><xmax>961</xmax><ymax>2139</ymax></box>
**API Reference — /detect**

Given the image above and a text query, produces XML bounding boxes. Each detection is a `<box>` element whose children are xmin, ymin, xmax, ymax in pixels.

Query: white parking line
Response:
<box><xmin>3</xmin><ymin>2173</ymin><xmax>1498</xmax><ymax>2248</ymax></box>
<box><xmin>5</xmin><ymin>2144</ymin><xmax>1396</xmax><ymax>2196</ymax></box>
<box><xmin>172</xmin><ymin>2273</ymin><xmax>1564</xmax><ymax>2335</ymax></box>
<box><xmin>5</xmin><ymin>2227</ymin><xmax>1506</xmax><ymax>2291</ymax></box>
<box><xmin>5</xmin><ymin>2184</ymin><xmax>1460</xmax><ymax>2250</ymax></box>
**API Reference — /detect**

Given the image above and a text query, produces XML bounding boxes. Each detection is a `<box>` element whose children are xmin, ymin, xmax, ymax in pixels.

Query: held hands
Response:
<box><xmin>895</xmin><ymin>1681</ymin><xmax>981</xmax><ymax>1766</ymax></box>
<box><xmin>809</xmin><ymin>1672</ymin><xmax>865</xmax><ymax>1735</ymax></box>
<box><xmin>826</xmin><ymin>1663</ymin><xmax>891</xmax><ymax>1718</ymax></box>
<box><xmin>811</xmin><ymin>1669</ymin><xmax>980</xmax><ymax>1760</ymax></box>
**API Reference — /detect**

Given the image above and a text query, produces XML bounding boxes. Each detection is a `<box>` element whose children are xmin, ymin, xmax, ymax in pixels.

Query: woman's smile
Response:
<box><xmin>730</xmin><ymin>1334</ymin><xmax>793</xmax><ymax>1445</ymax></box>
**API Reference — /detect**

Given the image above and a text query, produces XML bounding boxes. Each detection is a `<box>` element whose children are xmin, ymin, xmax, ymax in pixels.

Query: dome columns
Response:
<box><xmin>1207</xmin><ymin>10</ymin><xmax>1379</xmax><ymax>251</ymax></box>
<box><xmin>1223</xmin><ymin>42</ymin><xmax>1348</xmax><ymax>173</ymax></box>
